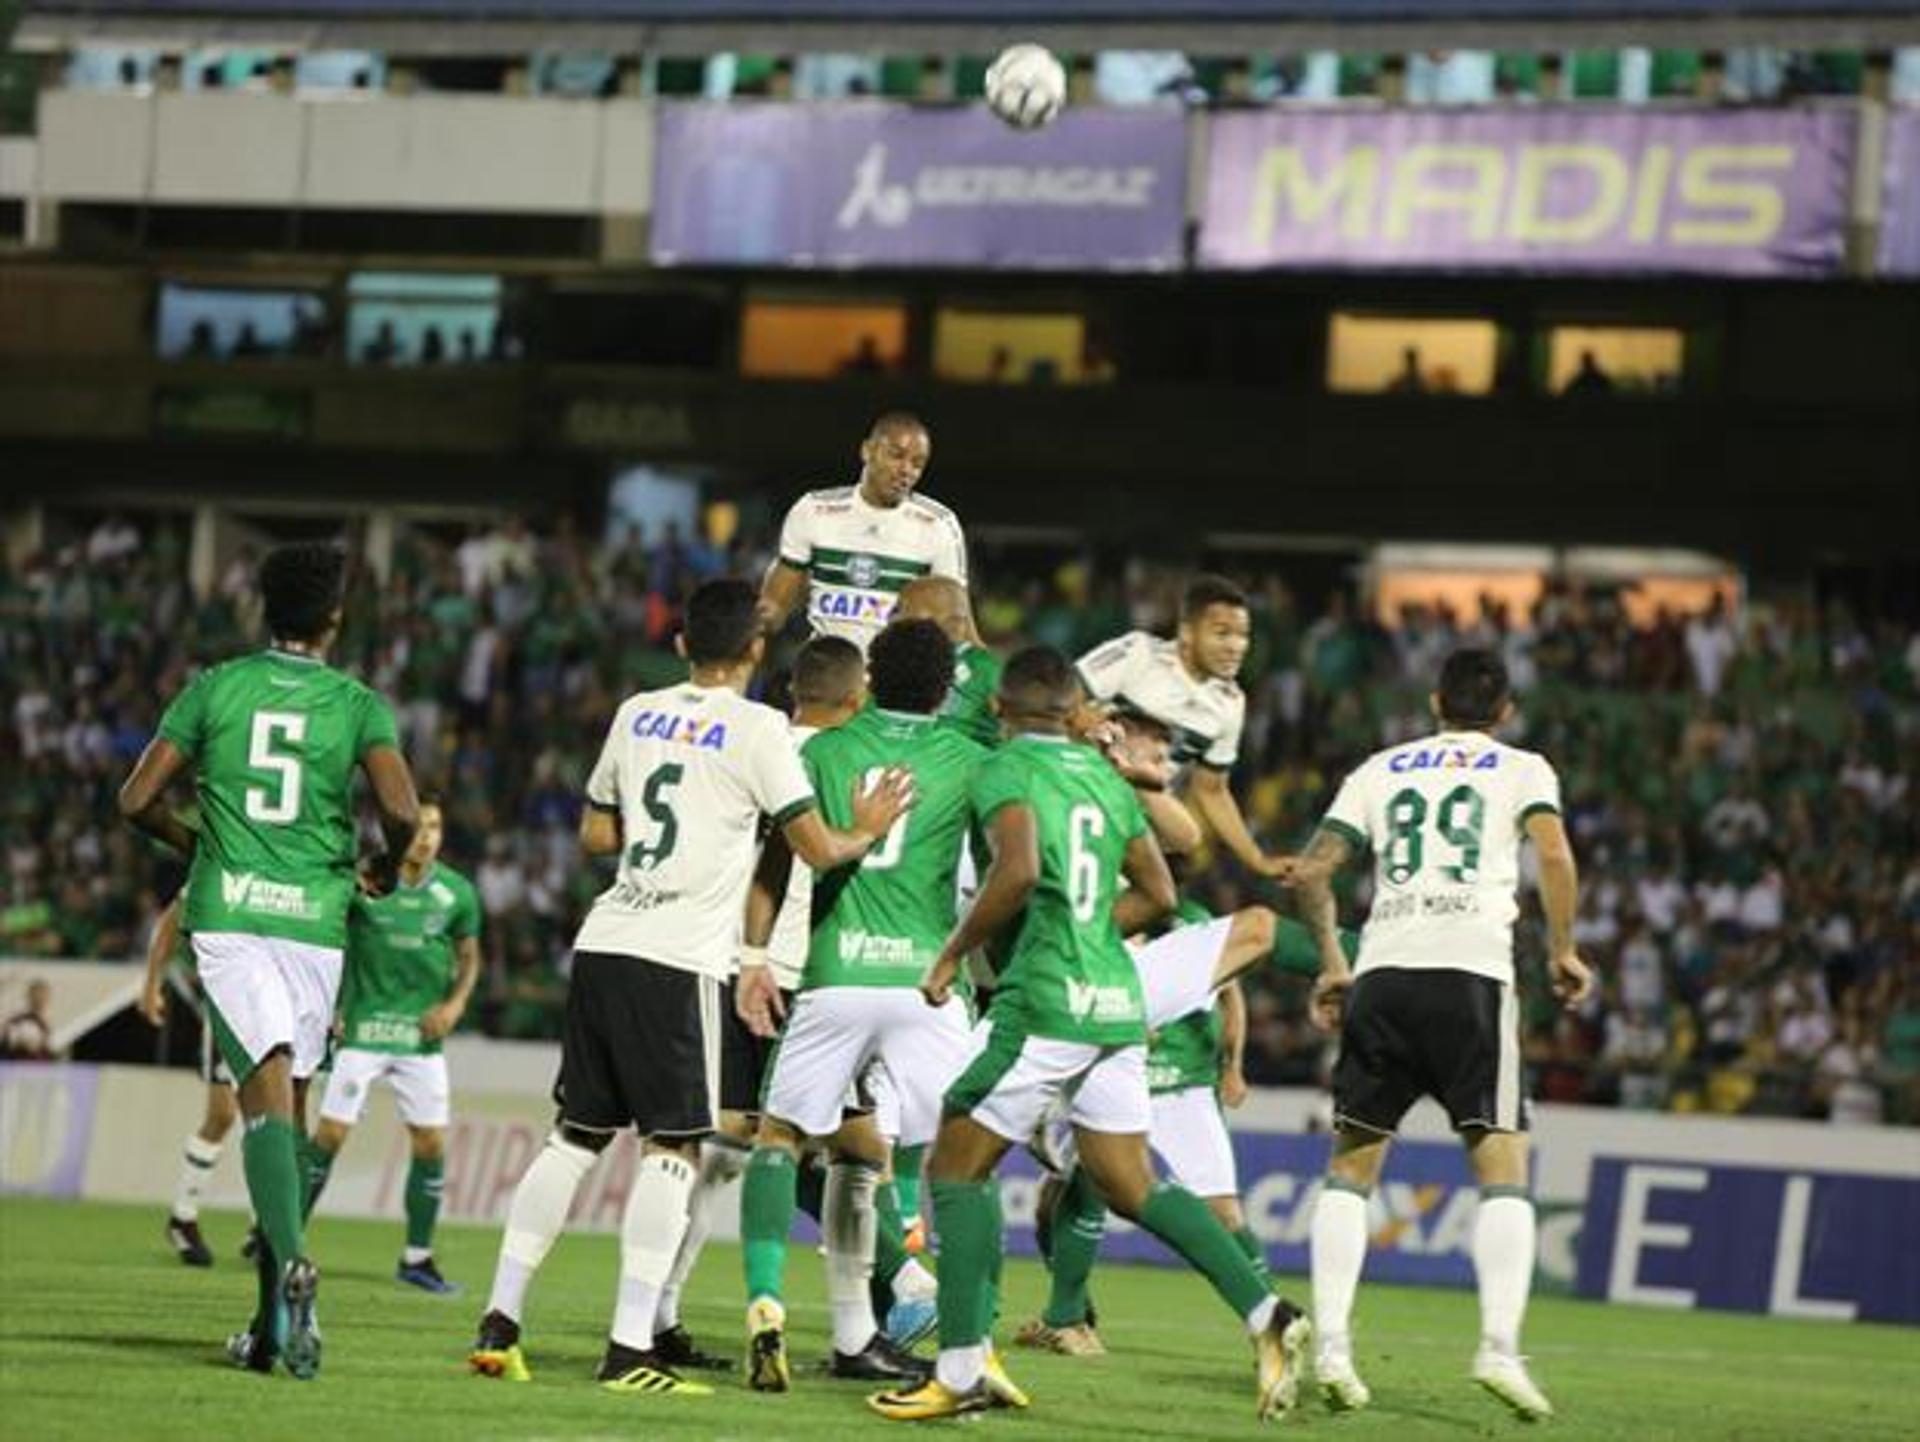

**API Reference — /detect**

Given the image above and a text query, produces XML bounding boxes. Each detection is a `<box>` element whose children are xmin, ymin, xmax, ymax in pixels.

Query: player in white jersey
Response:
<box><xmin>468</xmin><ymin>579</ymin><xmax>912</xmax><ymax>1399</ymax></box>
<box><xmin>757</xmin><ymin>412</ymin><xmax>971</xmax><ymax>652</ymax></box>
<box><xmin>648</xmin><ymin>635</ymin><xmax>872</xmax><ymax>1375</ymax></box>
<box><xmin>1291</xmin><ymin>648</ymin><xmax>1592</xmax><ymax>1422</ymax></box>
<box><xmin>1075</xmin><ymin>576</ymin><xmax>1292</xmax><ymax>879</ymax></box>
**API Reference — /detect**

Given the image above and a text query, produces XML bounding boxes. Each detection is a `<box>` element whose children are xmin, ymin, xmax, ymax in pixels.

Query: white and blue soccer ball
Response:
<box><xmin>985</xmin><ymin>43</ymin><xmax>1067</xmax><ymax>130</ymax></box>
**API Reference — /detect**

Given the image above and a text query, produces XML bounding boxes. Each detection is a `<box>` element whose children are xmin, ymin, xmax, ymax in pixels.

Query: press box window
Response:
<box><xmin>1327</xmin><ymin>314</ymin><xmax>1498</xmax><ymax>396</ymax></box>
<box><xmin>933</xmin><ymin>309</ymin><xmax>1111</xmax><ymax>384</ymax></box>
<box><xmin>740</xmin><ymin>299</ymin><xmax>908</xmax><ymax>378</ymax></box>
<box><xmin>1547</xmin><ymin>326</ymin><xmax>1684</xmax><ymax>396</ymax></box>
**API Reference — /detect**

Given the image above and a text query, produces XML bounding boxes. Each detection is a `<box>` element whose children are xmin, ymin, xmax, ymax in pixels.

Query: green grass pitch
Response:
<box><xmin>2</xmin><ymin>1197</ymin><xmax>1914</xmax><ymax>1441</ymax></box>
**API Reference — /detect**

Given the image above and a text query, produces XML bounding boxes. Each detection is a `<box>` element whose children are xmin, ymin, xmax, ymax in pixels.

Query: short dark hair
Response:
<box><xmin>260</xmin><ymin>542</ymin><xmax>347</xmax><ymax>642</ymax></box>
<box><xmin>1436</xmin><ymin>648</ymin><xmax>1511</xmax><ymax>728</ymax></box>
<box><xmin>1182</xmin><ymin>574</ymin><xmax>1249</xmax><ymax>621</ymax></box>
<box><xmin>998</xmin><ymin>645</ymin><xmax>1078</xmax><ymax>720</ymax></box>
<box><xmin>792</xmin><ymin>635</ymin><xmax>865</xmax><ymax>708</ymax></box>
<box><xmin>868</xmin><ymin>410</ymin><xmax>928</xmax><ymax>442</ymax></box>
<box><xmin>868</xmin><ymin>619</ymin><xmax>955</xmax><ymax>715</ymax></box>
<box><xmin>682</xmin><ymin>578</ymin><xmax>761</xmax><ymax>665</ymax></box>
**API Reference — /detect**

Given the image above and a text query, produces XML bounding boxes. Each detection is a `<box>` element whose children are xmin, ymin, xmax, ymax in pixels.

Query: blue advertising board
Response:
<box><xmin>1576</xmin><ymin>1157</ymin><xmax>1920</xmax><ymax>1325</ymax></box>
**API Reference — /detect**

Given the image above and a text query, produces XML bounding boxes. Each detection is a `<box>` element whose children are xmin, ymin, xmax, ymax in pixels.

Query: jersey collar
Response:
<box><xmin>266</xmin><ymin>646</ymin><xmax>325</xmax><ymax>666</ymax></box>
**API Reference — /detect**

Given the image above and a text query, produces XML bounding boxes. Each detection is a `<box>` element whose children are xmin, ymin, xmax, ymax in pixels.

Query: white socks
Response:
<box><xmin>824</xmin><ymin>1160</ymin><xmax>881</xmax><ymax>1356</ymax></box>
<box><xmin>172</xmin><ymin>1133</ymin><xmax>222</xmax><ymax>1222</ymax></box>
<box><xmin>1310</xmin><ymin>1184</ymin><xmax>1370</xmax><ymax>1353</ymax></box>
<box><xmin>935</xmin><ymin>1343</ymin><xmax>986</xmax><ymax>1393</ymax></box>
<box><xmin>656</xmin><ymin>1142</ymin><xmax>747</xmax><ymax>1332</ymax></box>
<box><xmin>487</xmin><ymin>1133</ymin><xmax>598</xmax><ymax>1323</ymax></box>
<box><xmin>1472</xmin><ymin>1193</ymin><xmax>1536</xmax><ymax>1356</ymax></box>
<box><xmin>610</xmin><ymin>1151</ymin><xmax>697</xmax><ymax>1352</ymax></box>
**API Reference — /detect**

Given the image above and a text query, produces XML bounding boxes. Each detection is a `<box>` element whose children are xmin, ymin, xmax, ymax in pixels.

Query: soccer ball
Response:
<box><xmin>985</xmin><ymin>44</ymin><xmax>1067</xmax><ymax>130</ymax></box>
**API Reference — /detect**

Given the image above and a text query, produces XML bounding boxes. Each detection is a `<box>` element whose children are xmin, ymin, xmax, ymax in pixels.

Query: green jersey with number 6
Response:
<box><xmin>157</xmin><ymin>649</ymin><xmax>400</xmax><ymax>949</ymax></box>
<box><xmin>800</xmin><ymin>707</ymin><xmax>989</xmax><ymax>990</ymax></box>
<box><xmin>1319</xmin><ymin>729</ymin><xmax>1562</xmax><ymax>985</ymax></box>
<box><xmin>973</xmin><ymin>734</ymin><xmax>1150</xmax><ymax>1047</ymax></box>
<box><xmin>340</xmin><ymin>862</ymin><xmax>481</xmax><ymax>1056</ymax></box>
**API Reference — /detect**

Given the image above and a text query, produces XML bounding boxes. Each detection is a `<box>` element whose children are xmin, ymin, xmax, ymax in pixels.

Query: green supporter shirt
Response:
<box><xmin>939</xmin><ymin>643</ymin><xmax>1004</xmax><ymax>749</ymax></box>
<box><xmin>339</xmin><ymin>862</ymin><xmax>481</xmax><ymax>1056</ymax></box>
<box><xmin>158</xmin><ymin>649</ymin><xmax>400</xmax><ymax>949</ymax></box>
<box><xmin>801</xmin><ymin>708</ymin><xmax>989</xmax><ymax>990</ymax></box>
<box><xmin>975</xmin><ymin>734</ymin><xmax>1150</xmax><ymax>1047</ymax></box>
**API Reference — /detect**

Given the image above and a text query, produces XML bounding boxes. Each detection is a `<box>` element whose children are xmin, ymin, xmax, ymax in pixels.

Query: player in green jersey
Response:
<box><xmin>303</xmin><ymin>798</ymin><xmax>480</xmax><ymax>1293</ymax></box>
<box><xmin>735</xmin><ymin>618</ymin><xmax>987</xmax><ymax>1392</ymax></box>
<box><xmin>118</xmin><ymin>541</ymin><xmax>420</xmax><ymax>1381</ymax></box>
<box><xmin>1020</xmin><ymin>907</ymin><xmax>1362</xmax><ymax>1356</ymax></box>
<box><xmin>869</xmin><ymin>647</ymin><xmax>1311</xmax><ymax>1424</ymax></box>
<box><xmin>897</xmin><ymin>575</ymin><xmax>1001</xmax><ymax>749</ymax></box>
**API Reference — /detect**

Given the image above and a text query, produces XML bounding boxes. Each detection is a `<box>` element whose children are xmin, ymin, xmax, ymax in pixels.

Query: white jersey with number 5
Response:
<box><xmin>575</xmin><ymin>684</ymin><xmax>815</xmax><ymax>979</ymax></box>
<box><xmin>1320</xmin><ymin>730</ymin><xmax>1561</xmax><ymax>985</ymax></box>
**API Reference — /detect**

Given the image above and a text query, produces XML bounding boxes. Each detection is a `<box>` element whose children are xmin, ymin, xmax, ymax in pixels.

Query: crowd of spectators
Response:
<box><xmin>4</xmin><ymin>512</ymin><xmax>1916</xmax><ymax>1126</ymax></box>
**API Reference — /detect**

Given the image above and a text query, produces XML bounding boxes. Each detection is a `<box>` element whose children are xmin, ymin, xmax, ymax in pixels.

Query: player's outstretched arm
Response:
<box><xmin>1186</xmin><ymin>766</ymin><xmax>1289</xmax><ymax>879</ymax></box>
<box><xmin>923</xmin><ymin>804</ymin><xmax>1037</xmax><ymax>1005</ymax></box>
<box><xmin>1526</xmin><ymin>810</ymin><xmax>1593</xmax><ymax>1008</ymax></box>
<box><xmin>138</xmin><ymin>895</ymin><xmax>182</xmax><ymax>1027</ymax></box>
<box><xmin>756</xmin><ymin>559</ymin><xmax>809</xmax><ymax>637</ymax></box>
<box><xmin>1111</xmin><ymin>830</ymin><xmax>1177</xmax><ymax>937</ymax></box>
<box><xmin>1292</xmin><ymin>827</ymin><xmax>1355</xmax><ymax>1031</ymax></box>
<box><xmin>781</xmin><ymin>768</ymin><xmax>914</xmax><ymax>873</ymax></box>
<box><xmin>360</xmin><ymin>744</ymin><xmax>421</xmax><ymax>892</ymax></box>
<box><xmin>117</xmin><ymin>738</ymin><xmax>199</xmax><ymax>856</ymax></box>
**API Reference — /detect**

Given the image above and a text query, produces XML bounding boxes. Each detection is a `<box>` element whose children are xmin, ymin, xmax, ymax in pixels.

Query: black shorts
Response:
<box><xmin>554</xmin><ymin>951</ymin><xmax>722</xmax><ymax>1140</ymax></box>
<box><xmin>1332</xmin><ymin>968</ymin><xmax>1527</xmax><ymax>1135</ymax></box>
<box><xmin>719</xmin><ymin>978</ymin><xmax>794</xmax><ymax>1115</ymax></box>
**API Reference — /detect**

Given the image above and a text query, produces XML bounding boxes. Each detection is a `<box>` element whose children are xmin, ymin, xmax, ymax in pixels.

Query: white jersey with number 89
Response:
<box><xmin>575</xmin><ymin>683</ymin><xmax>815</xmax><ymax>978</ymax></box>
<box><xmin>1319</xmin><ymin>730</ymin><xmax>1562</xmax><ymax>986</ymax></box>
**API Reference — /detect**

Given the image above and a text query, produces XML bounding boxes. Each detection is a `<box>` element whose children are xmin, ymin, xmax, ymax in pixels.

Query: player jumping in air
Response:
<box><xmin>466</xmin><ymin>578</ymin><xmax>911</xmax><ymax>1397</ymax></box>
<box><xmin>118</xmin><ymin>540</ymin><xmax>420</xmax><ymax>1379</ymax></box>
<box><xmin>303</xmin><ymin>797</ymin><xmax>481</xmax><ymax>1294</ymax></box>
<box><xmin>868</xmin><ymin>647</ymin><xmax>1310</xmax><ymax>1424</ymax></box>
<box><xmin>757</xmin><ymin>413</ymin><xmax>972</xmax><ymax>652</ymax></box>
<box><xmin>735</xmin><ymin>618</ymin><xmax>988</xmax><ymax>1392</ymax></box>
<box><xmin>1292</xmin><ymin>648</ymin><xmax>1592</xmax><ymax>1420</ymax></box>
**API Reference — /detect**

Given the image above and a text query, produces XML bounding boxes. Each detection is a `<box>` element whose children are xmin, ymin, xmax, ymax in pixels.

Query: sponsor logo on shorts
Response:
<box><xmin>220</xmin><ymin>871</ymin><xmax>322</xmax><ymax>922</ymax></box>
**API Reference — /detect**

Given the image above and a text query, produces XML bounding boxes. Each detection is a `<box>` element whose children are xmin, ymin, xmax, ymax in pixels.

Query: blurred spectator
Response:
<box><xmin>1</xmin><ymin>978</ymin><xmax>57</xmax><ymax>1060</ymax></box>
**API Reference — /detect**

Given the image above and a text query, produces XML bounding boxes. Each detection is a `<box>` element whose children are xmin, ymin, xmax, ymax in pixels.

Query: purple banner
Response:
<box><xmin>651</xmin><ymin>102</ymin><xmax>1187</xmax><ymax>270</ymax></box>
<box><xmin>1201</xmin><ymin>107</ymin><xmax>1854</xmax><ymax>276</ymax></box>
<box><xmin>0</xmin><ymin>1063</ymin><xmax>99</xmax><ymax>1198</ymax></box>
<box><xmin>1879</xmin><ymin>109</ymin><xmax>1920</xmax><ymax>277</ymax></box>
<box><xmin>994</xmin><ymin>1130</ymin><xmax>1483</xmax><ymax>1289</ymax></box>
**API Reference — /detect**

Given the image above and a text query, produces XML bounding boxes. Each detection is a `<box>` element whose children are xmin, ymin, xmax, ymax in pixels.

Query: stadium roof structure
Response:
<box><xmin>15</xmin><ymin>0</ymin><xmax>1920</xmax><ymax>57</ymax></box>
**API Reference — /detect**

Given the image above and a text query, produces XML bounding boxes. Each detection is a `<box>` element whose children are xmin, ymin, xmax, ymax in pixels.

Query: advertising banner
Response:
<box><xmin>1576</xmin><ymin>1157</ymin><xmax>1920</xmax><ymax>1324</ymax></box>
<box><xmin>652</xmin><ymin>102</ymin><xmax>1187</xmax><ymax>270</ymax></box>
<box><xmin>1200</xmin><ymin>107</ymin><xmax>1854</xmax><ymax>275</ymax></box>
<box><xmin>0</xmin><ymin>1064</ymin><xmax>100</xmax><ymax>1198</ymax></box>
<box><xmin>1879</xmin><ymin>108</ymin><xmax>1920</xmax><ymax>277</ymax></box>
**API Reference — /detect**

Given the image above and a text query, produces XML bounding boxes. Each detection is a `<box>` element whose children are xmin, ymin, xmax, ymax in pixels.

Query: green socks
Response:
<box><xmin>243</xmin><ymin>1117</ymin><xmax>305</xmax><ymax>1275</ymax></box>
<box><xmin>1137</xmin><ymin>1182</ymin><xmax>1271</xmax><ymax>1320</ymax></box>
<box><xmin>299</xmin><ymin>1137</ymin><xmax>334</xmax><ymax>1222</ymax></box>
<box><xmin>1233</xmin><ymin>1224</ymin><xmax>1274</xmax><ymax>1289</ymax></box>
<box><xmin>892</xmin><ymin>1142</ymin><xmax>926</xmax><ymax>1220</ymax></box>
<box><xmin>405</xmin><ymin>1156</ymin><xmax>445</xmax><ymax>1253</ymax></box>
<box><xmin>874</xmin><ymin>1172</ymin><xmax>912</xmax><ymax>1286</ymax></box>
<box><xmin>742</xmin><ymin>1147</ymin><xmax>798</xmax><ymax>1304</ymax></box>
<box><xmin>931</xmin><ymin>1179</ymin><xmax>1000</xmax><ymax>1350</ymax></box>
<box><xmin>1042</xmin><ymin>1166</ymin><xmax>1109</xmax><ymax>1328</ymax></box>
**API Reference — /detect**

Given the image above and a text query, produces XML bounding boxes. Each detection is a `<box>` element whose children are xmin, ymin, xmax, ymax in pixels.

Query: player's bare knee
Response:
<box><xmin>408</xmin><ymin>1126</ymin><xmax>445</xmax><ymax>1162</ymax></box>
<box><xmin>754</xmin><ymin>1114</ymin><xmax>805</xmax><ymax>1156</ymax></box>
<box><xmin>1328</xmin><ymin>1127</ymin><xmax>1389</xmax><ymax>1190</ymax></box>
<box><xmin>928</xmin><ymin>1116</ymin><xmax>1004</xmax><ymax>1184</ymax></box>
<box><xmin>1463</xmin><ymin>1128</ymin><xmax>1528</xmax><ymax>1189</ymax></box>
<box><xmin>555</xmin><ymin>1119</ymin><xmax>617</xmax><ymax>1155</ymax></box>
<box><xmin>1231</xmin><ymin>905</ymin><xmax>1277</xmax><ymax>961</ymax></box>
<box><xmin>643</xmin><ymin>1133</ymin><xmax>703</xmax><ymax>1162</ymax></box>
<box><xmin>312</xmin><ymin>1118</ymin><xmax>349</xmax><ymax>1155</ymax></box>
<box><xmin>1206</xmin><ymin>1195</ymin><xmax>1245</xmax><ymax>1231</ymax></box>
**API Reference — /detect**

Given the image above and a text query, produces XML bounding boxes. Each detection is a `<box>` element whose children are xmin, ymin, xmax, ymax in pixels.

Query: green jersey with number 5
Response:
<box><xmin>973</xmin><ymin>734</ymin><xmax>1151</xmax><ymax>1046</ymax></box>
<box><xmin>799</xmin><ymin>707</ymin><xmax>989</xmax><ymax>991</ymax></box>
<box><xmin>1318</xmin><ymin>730</ymin><xmax>1562</xmax><ymax>985</ymax></box>
<box><xmin>575</xmin><ymin>683</ymin><xmax>815</xmax><ymax>978</ymax></box>
<box><xmin>157</xmin><ymin>649</ymin><xmax>400</xmax><ymax>948</ymax></box>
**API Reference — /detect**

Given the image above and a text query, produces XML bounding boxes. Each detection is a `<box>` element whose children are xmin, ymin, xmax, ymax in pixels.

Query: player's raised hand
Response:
<box><xmin>920</xmin><ymin>952</ymin><xmax>961</xmax><ymax>1008</ymax></box>
<box><xmin>1550</xmin><ymin>949</ymin><xmax>1593</xmax><ymax>1009</ymax></box>
<box><xmin>736</xmin><ymin>962</ymin><xmax>786</xmax><ymax>1039</ymax></box>
<box><xmin>138</xmin><ymin>973</ymin><xmax>168</xmax><ymax>1027</ymax></box>
<box><xmin>851</xmin><ymin>766</ymin><xmax>916</xmax><ymax>843</ymax></box>
<box><xmin>1309</xmin><ymin>969</ymin><xmax>1352</xmax><ymax>1032</ymax></box>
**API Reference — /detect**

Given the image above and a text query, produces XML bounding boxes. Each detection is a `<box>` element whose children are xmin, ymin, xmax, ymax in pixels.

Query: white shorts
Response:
<box><xmin>319</xmin><ymin>1048</ymin><xmax>452</xmax><ymax>1129</ymax></box>
<box><xmin>193</xmin><ymin>931</ymin><xmax>343</xmax><ymax>1081</ymax></box>
<box><xmin>762</xmin><ymin>987</ymin><xmax>979</xmax><ymax>1148</ymax></box>
<box><xmin>1149</xmin><ymin>1085</ymin><xmax>1239</xmax><ymax>1197</ymax></box>
<box><xmin>950</xmin><ymin>1021</ymin><xmax>1151</xmax><ymax>1143</ymax></box>
<box><xmin>1134</xmin><ymin>916</ymin><xmax>1234</xmax><ymax>1030</ymax></box>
